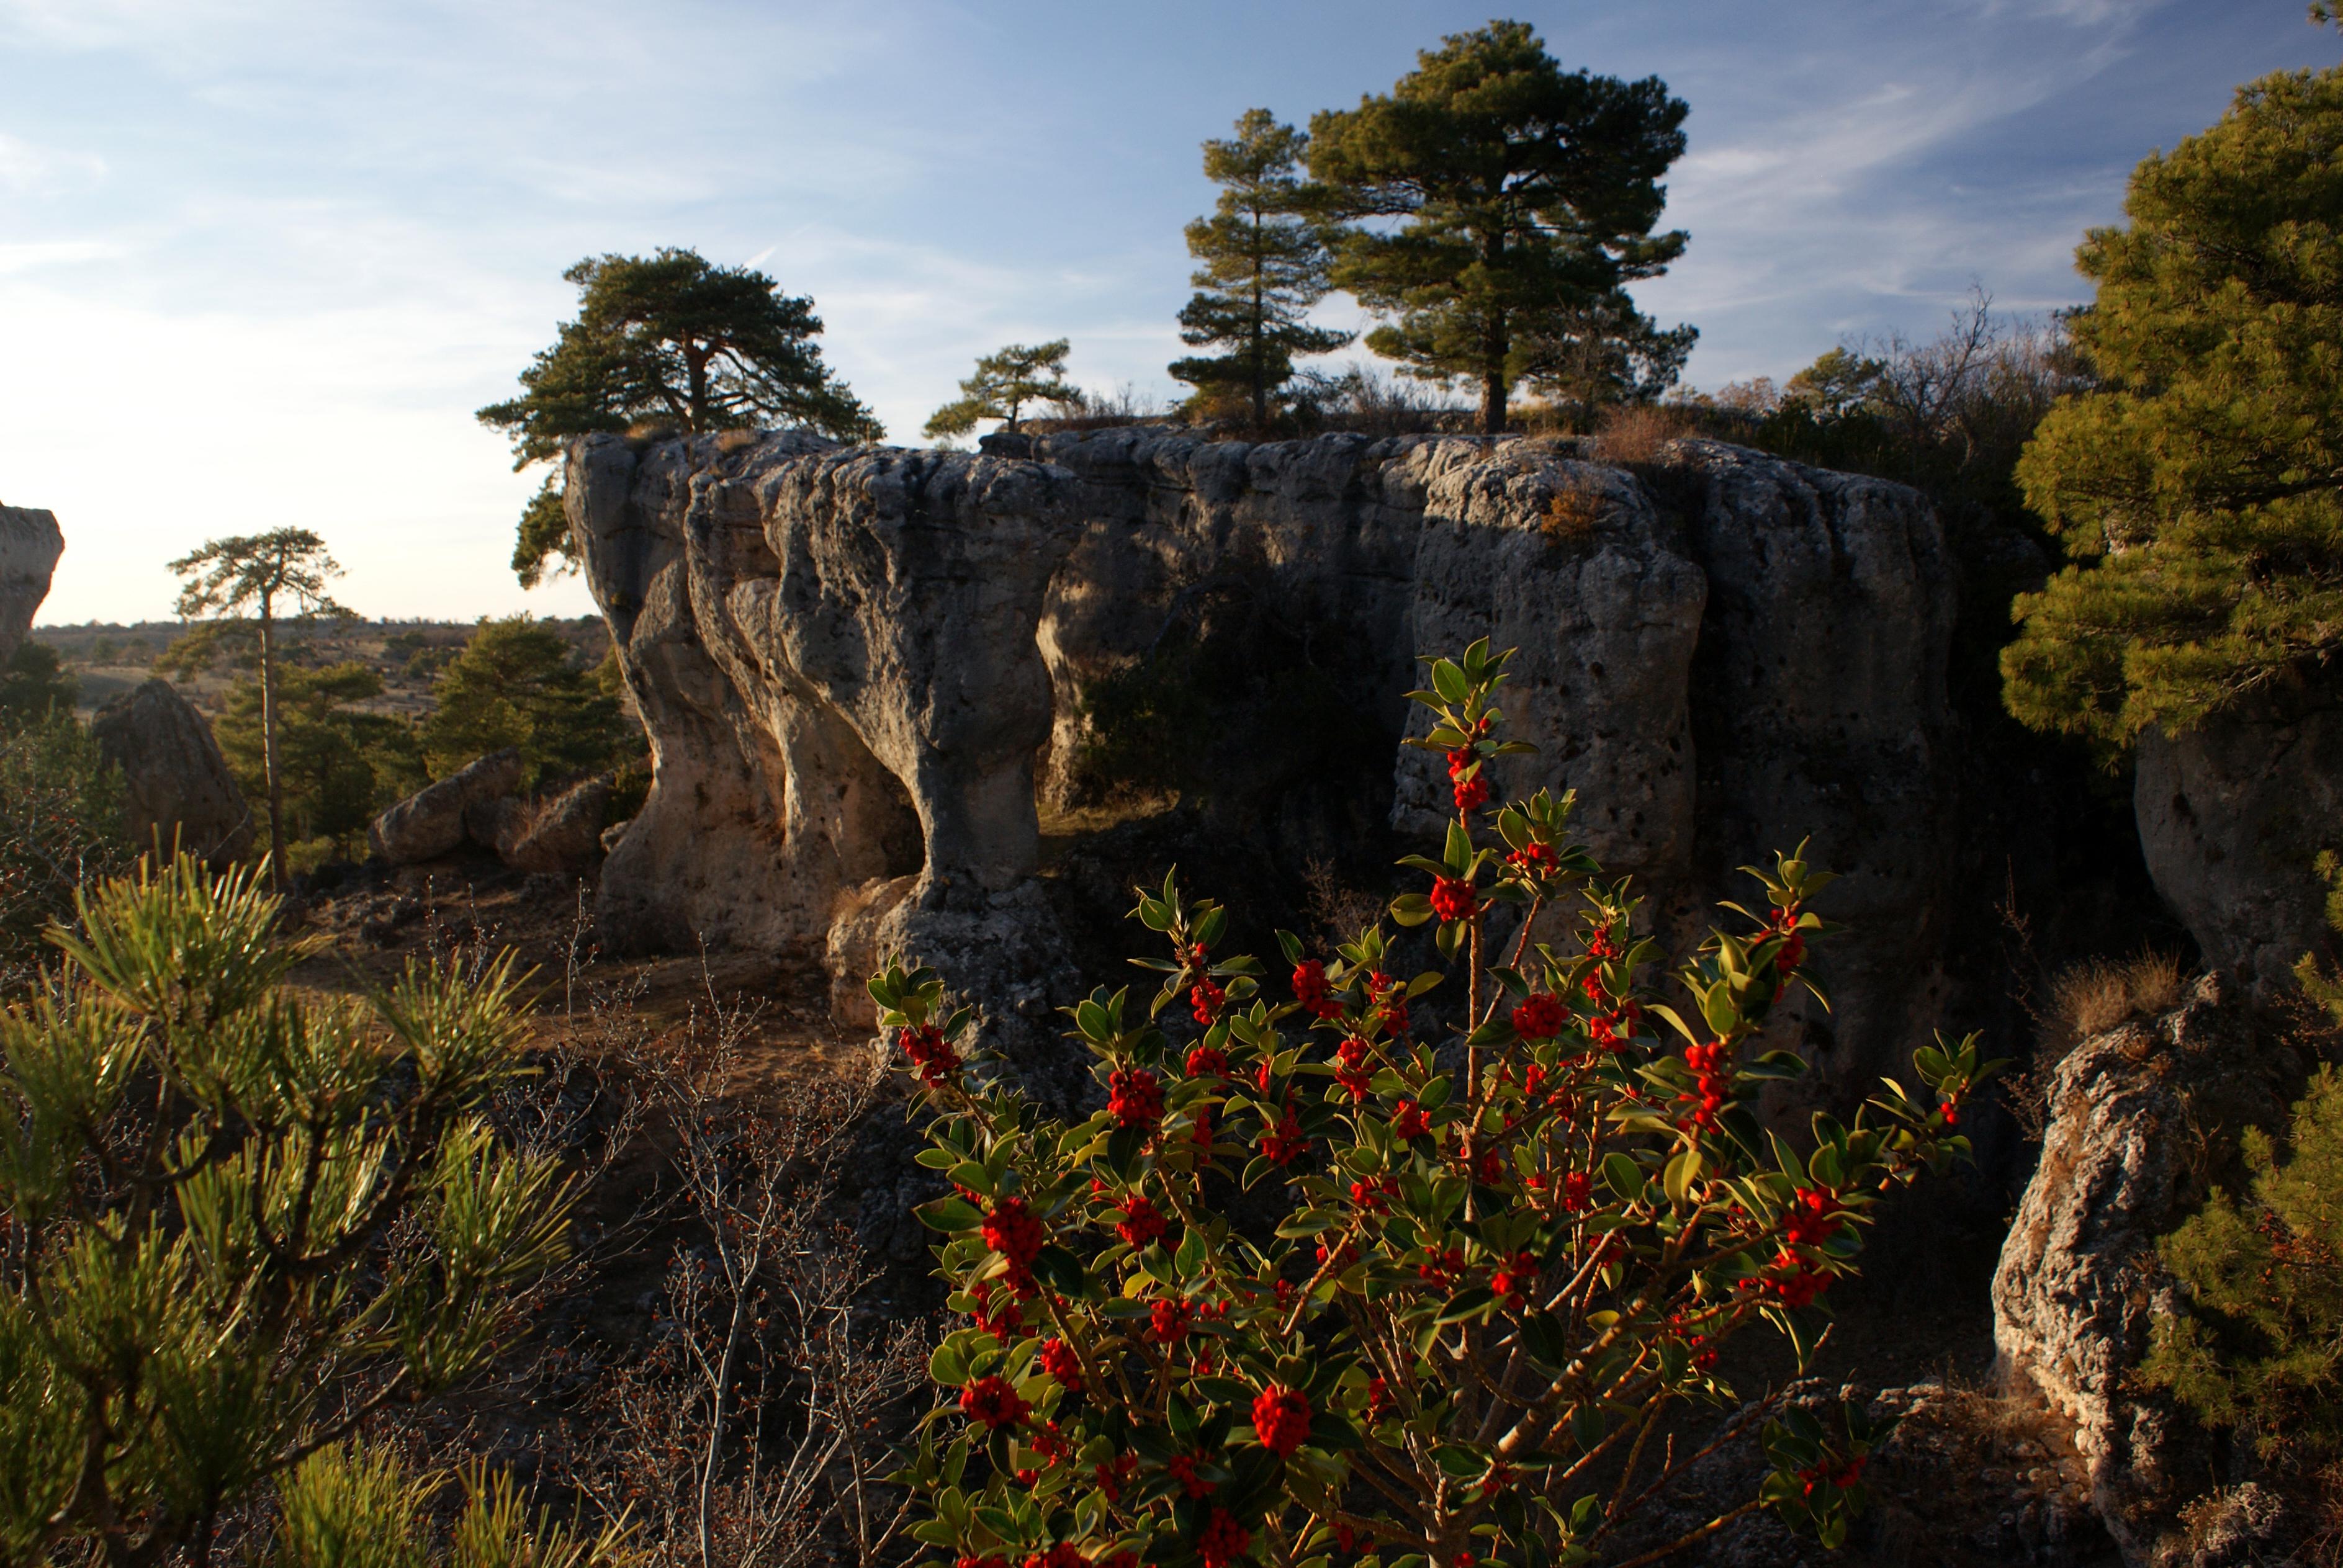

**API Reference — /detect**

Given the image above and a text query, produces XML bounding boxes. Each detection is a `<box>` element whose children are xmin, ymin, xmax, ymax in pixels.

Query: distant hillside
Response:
<box><xmin>29</xmin><ymin>617</ymin><xmax>611</xmax><ymax>718</ymax></box>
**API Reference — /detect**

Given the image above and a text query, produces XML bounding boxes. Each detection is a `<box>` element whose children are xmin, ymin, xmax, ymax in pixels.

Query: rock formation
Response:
<box><xmin>0</xmin><ymin>506</ymin><xmax>64</xmax><ymax>667</ymax></box>
<box><xmin>568</xmin><ymin>426</ymin><xmax>1959</xmax><ymax>1086</ymax></box>
<box><xmin>2134</xmin><ymin>694</ymin><xmax>2343</xmax><ymax>995</ymax></box>
<box><xmin>1992</xmin><ymin>973</ymin><xmax>2298</xmax><ymax>1562</ymax></box>
<box><xmin>89</xmin><ymin>679</ymin><xmax>254</xmax><ymax>867</ymax></box>
<box><xmin>369</xmin><ymin>748</ymin><xmax>526</xmax><ymax>864</ymax></box>
<box><xmin>501</xmin><ymin>774</ymin><xmax>613</xmax><ymax>875</ymax></box>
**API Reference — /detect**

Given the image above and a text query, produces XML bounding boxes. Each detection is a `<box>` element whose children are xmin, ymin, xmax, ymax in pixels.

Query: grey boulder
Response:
<box><xmin>89</xmin><ymin>679</ymin><xmax>253</xmax><ymax>867</ymax></box>
<box><xmin>368</xmin><ymin>748</ymin><xmax>525</xmax><ymax>864</ymax></box>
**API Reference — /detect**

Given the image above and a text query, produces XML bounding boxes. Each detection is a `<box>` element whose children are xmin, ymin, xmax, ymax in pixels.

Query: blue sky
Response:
<box><xmin>2</xmin><ymin>0</ymin><xmax>2332</xmax><ymax>624</ymax></box>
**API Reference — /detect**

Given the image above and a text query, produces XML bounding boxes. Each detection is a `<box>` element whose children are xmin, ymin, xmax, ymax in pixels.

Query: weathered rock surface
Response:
<box><xmin>1992</xmin><ymin>974</ymin><xmax>2295</xmax><ymax>1562</ymax></box>
<box><xmin>0</xmin><ymin>506</ymin><xmax>64</xmax><ymax>666</ymax></box>
<box><xmin>89</xmin><ymin>679</ymin><xmax>253</xmax><ymax>866</ymax></box>
<box><xmin>2135</xmin><ymin>694</ymin><xmax>2343</xmax><ymax>994</ymax></box>
<box><xmin>503</xmin><ymin>775</ymin><xmax>612</xmax><ymax>875</ymax></box>
<box><xmin>568</xmin><ymin>426</ymin><xmax>1958</xmax><ymax>1085</ymax></box>
<box><xmin>368</xmin><ymin>748</ymin><xmax>525</xmax><ymax>864</ymax></box>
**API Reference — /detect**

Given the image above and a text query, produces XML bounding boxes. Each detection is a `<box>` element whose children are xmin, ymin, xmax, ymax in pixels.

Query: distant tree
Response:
<box><xmin>214</xmin><ymin>661</ymin><xmax>422</xmax><ymax>866</ymax></box>
<box><xmin>0</xmin><ymin>640</ymin><xmax>76</xmax><ymax>725</ymax></box>
<box><xmin>1308</xmin><ymin>20</ymin><xmax>1693</xmax><ymax>434</ymax></box>
<box><xmin>1168</xmin><ymin>110</ymin><xmax>1354</xmax><ymax>429</ymax></box>
<box><xmin>479</xmin><ymin>248</ymin><xmax>884</xmax><ymax>587</ymax></box>
<box><xmin>923</xmin><ymin>341</ymin><xmax>1076</xmax><ymax>439</ymax></box>
<box><xmin>421</xmin><ymin>616</ymin><xmax>631</xmax><ymax>786</ymax></box>
<box><xmin>2005</xmin><ymin>68</ymin><xmax>2343</xmax><ymax>743</ymax></box>
<box><xmin>168</xmin><ymin>529</ymin><xmax>349</xmax><ymax>889</ymax></box>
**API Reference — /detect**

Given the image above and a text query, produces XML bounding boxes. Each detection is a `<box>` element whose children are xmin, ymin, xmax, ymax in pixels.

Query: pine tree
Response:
<box><xmin>168</xmin><ymin>529</ymin><xmax>349</xmax><ymax>889</ymax></box>
<box><xmin>1308</xmin><ymin>20</ymin><xmax>1693</xmax><ymax>435</ymax></box>
<box><xmin>924</xmin><ymin>341</ymin><xmax>1076</xmax><ymax>439</ymax></box>
<box><xmin>2005</xmin><ymin>67</ymin><xmax>2343</xmax><ymax>741</ymax></box>
<box><xmin>421</xmin><ymin>617</ymin><xmax>630</xmax><ymax>786</ymax></box>
<box><xmin>1168</xmin><ymin>110</ymin><xmax>1353</xmax><ymax>429</ymax></box>
<box><xmin>479</xmin><ymin>249</ymin><xmax>883</xmax><ymax>586</ymax></box>
<box><xmin>213</xmin><ymin>661</ymin><xmax>421</xmax><ymax>865</ymax></box>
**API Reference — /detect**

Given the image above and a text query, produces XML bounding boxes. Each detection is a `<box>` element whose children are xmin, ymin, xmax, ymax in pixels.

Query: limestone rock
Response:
<box><xmin>368</xmin><ymin>749</ymin><xmax>524</xmax><ymax>864</ymax></box>
<box><xmin>2135</xmin><ymin>696</ymin><xmax>2343</xmax><ymax>993</ymax></box>
<box><xmin>1991</xmin><ymin>972</ymin><xmax>2287</xmax><ymax>1562</ymax></box>
<box><xmin>89</xmin><ymin>679</ymin><xmax>253</xmax><ymax>867</ymax></box>
<box><xmin>0</xmin><ymin>506</ymin><xmax>63</xmax><ymax>666</ymax></box>
<box><xmin>503</xmin><ymin>776</ymin><xmax>611</xmax><ymax>875</ymax></box>
<box><xmin>1393</xmin><ymin>450</ymin><xmax>1704</xmax><ymax>881</ymax></box>
<box><xmin>569</xmin><ymin>426</ymin><xmax>1958</xmax><ymax>1091</ymax></box>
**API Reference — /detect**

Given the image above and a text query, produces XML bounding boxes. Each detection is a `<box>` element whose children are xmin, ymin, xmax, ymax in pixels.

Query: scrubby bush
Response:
<box><xmin>0</xmin><ymin>707</ymin><xmax>126</xmax><ymax>969</ymax></box>
<box><xmin>878</xmin><ymin>642</ymin><xmax>1995</xmax><ymax>1567</ymax></box>
<box><xmin>2144</xmin><ymin>1068</ymin><xmax>2343</xmax><ymax>1474</ymax></box>
<box><xmin>0</xmin><ymin>856</ymin><xmax>587</xmax><ymax>1564</ymax></box>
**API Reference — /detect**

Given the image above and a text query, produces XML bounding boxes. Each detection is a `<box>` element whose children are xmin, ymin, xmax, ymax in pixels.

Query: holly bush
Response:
<box><xmin>876</xmin><ymin>642</ymin><xmax>1996</xmax><ymax>1568</ymax></box>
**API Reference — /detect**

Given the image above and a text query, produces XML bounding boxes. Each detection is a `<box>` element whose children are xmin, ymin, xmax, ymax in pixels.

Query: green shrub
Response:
<box><xmin>421</xmin><ymin>617</ymin><xmax>630</xmax><ymax>787</ymax></box>
<box><xmin>0</xmin><ymin>708</ymin><xmax>127</xmax><ymax>966</ymax></box>
<box><xmin>0</xmin><ymin>856</ymin><xmax>584</xmax><ymax>1563</ymax></box>
<box><xmin>2144</xmin><ymin>1067</ymin><xmax>2343</xmax><ymax>1469</ymax></box>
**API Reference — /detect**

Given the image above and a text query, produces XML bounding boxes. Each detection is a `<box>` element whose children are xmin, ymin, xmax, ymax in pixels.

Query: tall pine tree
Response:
<box><xmin>1168</xmin><ymin>110</ymin><xmax>1352</xmax><ymax>429</ymax></box>
<box><xmin>1308</xmin><ymin>21</ymin><xmax>1691</xmax><ymax>435</ymax></box>
<box><xmin>2005</xmin><ymin>66</ymin><xmax>2343</xmax><ymax>741</ymax></box>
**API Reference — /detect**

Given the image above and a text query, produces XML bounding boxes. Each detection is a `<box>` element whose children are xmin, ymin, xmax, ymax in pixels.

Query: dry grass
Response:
<box><xmin>1542</xmin><ymin>484</ymin><xmax>1604</xmax><ymax>547</ymax></box>
<box><xmin>1591</xmin><ymin>402</ymin><xmax>1702</xmax><ymax>463</ymax></box>
<box><xmin>2002</xmin><ymin>949</ymin><xmax>2188</xmax><ymax>1139</ymax></box>
<box><xmin>2049</xmin><ymin>949</ymin><xmax>2185</xmax><ymax>1047</ymax></box>
<box><xmin>714</xmin><ymin>427</ymin><xmax>762</xmax><ymax>452</ymax></box>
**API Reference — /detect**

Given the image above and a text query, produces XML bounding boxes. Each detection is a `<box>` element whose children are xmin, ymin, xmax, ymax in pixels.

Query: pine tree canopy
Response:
<box><xmin>924</xmin><ymin>340</ymin><xmax>1076</xmax><ymax>439</ymax></box>
<box><xmin>2005</xmin><ymin>68</ymin><xmax>2343</xmax><ymax>743</ymax></box>
<box><xmin>1306</xmin><ymin>20</ymin><xmax>1692</xmax><ymax>434</ymax></box>
<box><xmin>1168</xmin><ymin>110</ymin><xmax>1354</xmax><ymax>428</ymax></box>
<box><xmin>479</xmin><ymin>248</ymin><xmax>881</xmax><ymax>586</ymax></box>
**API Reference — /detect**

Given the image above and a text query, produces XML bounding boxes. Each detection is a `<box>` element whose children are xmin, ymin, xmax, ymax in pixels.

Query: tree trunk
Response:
<box><xmin>686</xmin><ymin>343</ymin><xmax>711</xmax><ymax>432</ymax></box>
<box><xmin>258</xmin><ymin>599</ymin><xmax>287</xmax><ymax>890</ymax></box>
<box><xmin>1482</xmin><ymin>367</ymin><xmax>1508</xmax><ymax>437</ymax></box>
<box><xmin>1251</xmin><ymin>214</ymin><xmax>1269</xmax><ymax>434</ymax></box>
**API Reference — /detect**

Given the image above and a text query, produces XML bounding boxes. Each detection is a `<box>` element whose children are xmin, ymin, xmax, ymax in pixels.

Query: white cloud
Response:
<box><xmin>0</xmin><ymin>130</ymin><xmax>105</xmax><ymax>192</ymax></box>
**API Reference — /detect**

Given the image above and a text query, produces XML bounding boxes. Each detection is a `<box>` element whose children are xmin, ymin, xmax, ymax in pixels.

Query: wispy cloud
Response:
<box><xmin>0</xmin><ymin>0</ymin><xmax>2329</xmax><ymax>620</ymax></box>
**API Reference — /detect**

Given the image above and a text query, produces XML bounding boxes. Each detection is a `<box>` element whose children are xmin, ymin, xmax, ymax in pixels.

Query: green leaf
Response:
<box><xmin>917</xmin><ymin>1196</ymin><xmax>984</xmax><ymax>1234</ymax></box>
<box><xmin>1431</xmin><ymin>659</ymin><xmax>1469</xmax><ymax>705</ymax></box>
<box><xmin>1603</xmin><ymin>1152</ymin><xmax>1644</xmax><ymax>1204</ymax></box>
<box><xmin>1665</xmin><ymin>1147</ymin><xmax>1704</xmax><ymax>1206</ymax></box>
<box><xmin>1436</xmin><ymin>1286</ymin><xmax>1495</xmax><ymax>1324</ymax></box>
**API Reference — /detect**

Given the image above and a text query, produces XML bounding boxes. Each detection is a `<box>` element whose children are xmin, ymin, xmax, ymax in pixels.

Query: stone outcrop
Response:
<box><xmin>89</xmin><ymin>679</ymin><xmax>253</xmax><ymax>867</ymax></box>
<box><xmin>503</xmin><ymin>775</ymin><xmax>613</xmax><ymax>875</ymax></box>
<box><xmin>569</xmin><ymin>426</ymin><xmax>1959</xmax><ymax>1087</ymax></box>
<box><xmin>368</xmin><ymin>748</ymin><xmax>525</xmax><ymax>864</ymax></box>
<box><xmin>0</xmin><ymin>506</ymin><xmax>64</xmax><ymax>666</ymax></box>
<box><xmin>2135</xmin><ymin>694</ymin><xmax>2343</xmax><ymax>994</ymax></box>
<box><xmin>1992</xmin><ymin>974</ymin><xmax>2295</xmax><ymax>1562</ymax></box>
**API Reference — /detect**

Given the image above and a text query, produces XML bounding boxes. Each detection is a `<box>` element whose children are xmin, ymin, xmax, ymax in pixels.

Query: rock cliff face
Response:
<box><xmin>0</xmin><ymin>506</ymin><xmax>64</xmax><ymax>666</ymax></box>
<box><xmin>1991</xmin><ymin>974</ymin><xmax>2300</xmax><ymax>1564</ymax></box>
<box><xmin>2134</xmin><ymin>695</ymin><xmax>2343</xmax><ymax>995</ymax></box>
<box><xmin>568</xmin><ymin>427</ymin><xmax>1956</xmax><ymax>1085</ymax></box>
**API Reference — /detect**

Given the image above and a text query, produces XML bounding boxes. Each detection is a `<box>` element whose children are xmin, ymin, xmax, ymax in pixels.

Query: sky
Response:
<box><xmin>1</xmin><ymin>0</ymin><xmax>2334</xmax><ymax>625</ymax></box>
